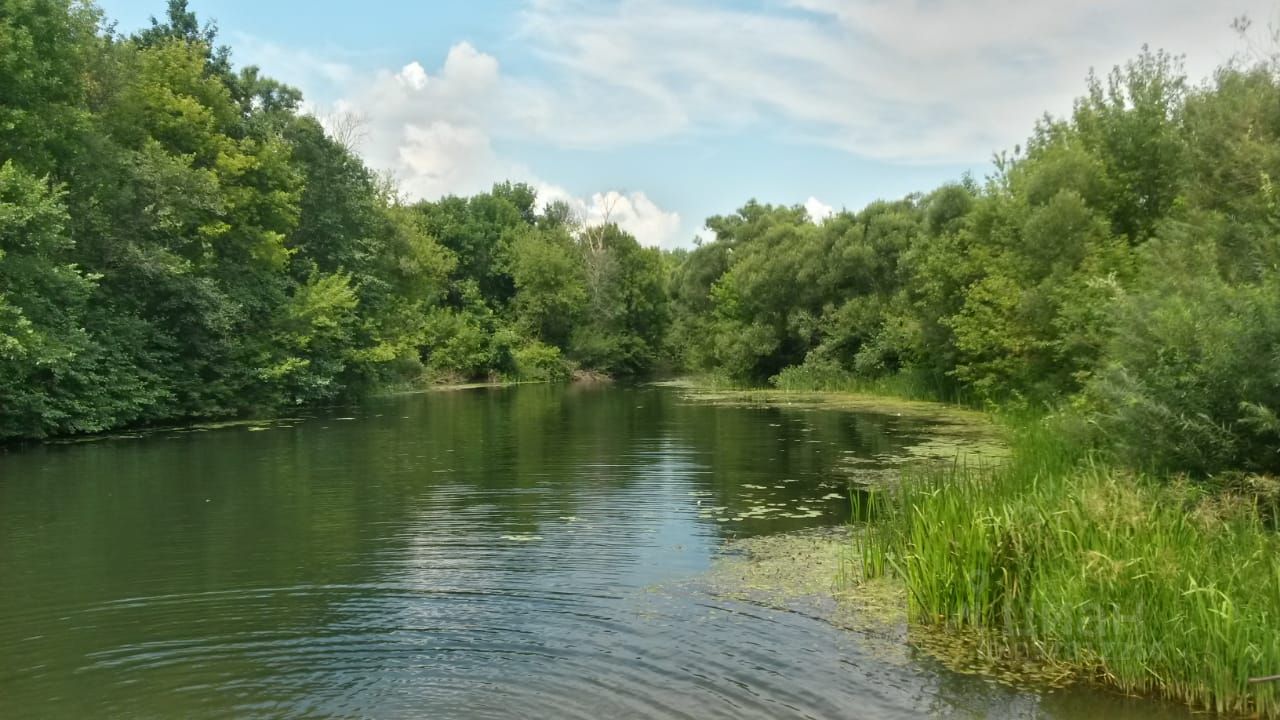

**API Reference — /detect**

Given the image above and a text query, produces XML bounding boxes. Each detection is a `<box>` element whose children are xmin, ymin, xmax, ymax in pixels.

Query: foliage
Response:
<box><xmin>0</xmin><ymin>0</ymin><xmax>669</xmax><ymax>440</ymax></box>
<box><xmin>666</xmin><ymin>46</ymin><xmax>1280</xmax><ymax>477</ymax></box>
<box><xmin>5</xmin><ymin>1</ymin><xmax>1280</xmax><ymax>479</ymax></box>
<box><xmin>571</xmin><ymin>223</ymin><xmax>669</xmax><ymax>375</ymax></box>
<box><xmin>1084</xmin><ymin>233</ymin><xmax>1280</xmax><ymax>475</ymax></box>
<box><xmin>512</xmin><ymin>341</ymin><xmax>571</xmax><ymax>382</ymax></box>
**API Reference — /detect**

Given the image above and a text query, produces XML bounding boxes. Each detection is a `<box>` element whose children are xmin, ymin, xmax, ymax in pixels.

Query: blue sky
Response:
<box><xmin>97</xmin><ymin>0</ymin><xmax>1272</xmax><ymax>247</ymax></box>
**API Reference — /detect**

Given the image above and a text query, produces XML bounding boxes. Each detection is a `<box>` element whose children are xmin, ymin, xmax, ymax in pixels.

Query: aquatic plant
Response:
<box><xmin>856</xmin><ymin>421</ymin><xmax>1280</xmax><ymax>716</ymax></box>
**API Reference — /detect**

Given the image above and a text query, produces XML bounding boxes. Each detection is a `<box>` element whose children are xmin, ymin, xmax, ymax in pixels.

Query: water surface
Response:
<box><xmin>0</xmin><ymin>385</ymin><xmax>1187</xmax><ymax>718</ymax></box>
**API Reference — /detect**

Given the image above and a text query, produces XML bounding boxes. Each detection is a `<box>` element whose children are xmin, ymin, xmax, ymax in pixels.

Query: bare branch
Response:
<box><xmin>321</xmin><ymin>109</ymin><xmax>369</xmax><ymax>153</ymax></box>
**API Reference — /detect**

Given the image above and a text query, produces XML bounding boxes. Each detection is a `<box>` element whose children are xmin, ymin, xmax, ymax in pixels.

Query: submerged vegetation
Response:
<box><xmin>658</xmin><ymin>27</ymin><xmax>1280</xmax><ymax>713</ymax></box>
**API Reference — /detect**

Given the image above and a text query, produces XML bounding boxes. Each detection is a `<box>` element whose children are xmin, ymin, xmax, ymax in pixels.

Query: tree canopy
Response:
<box><xmin>3</xmin><ymin>2</ymin><xmax>1279</xmax><ymax>478</ymax></box>
<box><xmin>0</xmin><ymin>0</ymin><xmax>668</xmax><ymax>439</ymax></box>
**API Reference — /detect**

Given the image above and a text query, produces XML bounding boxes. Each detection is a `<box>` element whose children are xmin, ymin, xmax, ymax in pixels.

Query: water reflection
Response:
<box><xmin>0</xmin><ymin>385</ymin><xmax>1188</xmax><ymax>718</ymax></box>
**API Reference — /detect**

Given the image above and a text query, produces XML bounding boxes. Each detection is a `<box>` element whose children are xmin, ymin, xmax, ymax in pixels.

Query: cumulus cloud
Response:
<box><xmin>804</xmin><ymin>196</ymin><xmax>834</xmax><ymax>223</ymax></box>
<box><xmin>589</xmin><ymin>190</ymin><xmax>682</xmax><ymax>249</ymax></box>
<box><xmin>342</xmin><ymin>45</ymin><xmax>514</xmax><ymax>198</ymax></box>
<box><xmin>230</xmin><ymin>0</ymin><xmax>1273</xmax><ymax>249</ymax></box>
<box><xmin>537</xmin><ymin>185</ymin><xmax>683</xmax><ymax>249</ymax></box>
<box><xmin>242</xmin><ymin>38</ymin><xmax>686</xmax><ymax>247</ymax></box>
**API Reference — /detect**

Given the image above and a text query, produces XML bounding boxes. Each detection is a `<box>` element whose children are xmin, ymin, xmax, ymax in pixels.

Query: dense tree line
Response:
<box><xmin>0</xmin><ymin>0</ymin><xmax>667</xmax><ymax>440</ymax></box>
<box><xmin>669</xmin><ymin>48</ymin><xmax>1280</xmax><ymax>477</ymax></box>
<box><xmin>4</xmin><ymin>1</ymin><xmax>1279</xmax><ymax>479</ymax></box>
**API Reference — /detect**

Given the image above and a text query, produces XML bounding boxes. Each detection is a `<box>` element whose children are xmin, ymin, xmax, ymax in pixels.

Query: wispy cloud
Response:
<box><xmin>229</xmin><ymin>0</ymin><xmax>1272</xmax><ymax>248</ymax></box>
<box><xmin>514</xmin><ymin>0</ymin><xmax>1270</xmax><ymax>161</ymax></box>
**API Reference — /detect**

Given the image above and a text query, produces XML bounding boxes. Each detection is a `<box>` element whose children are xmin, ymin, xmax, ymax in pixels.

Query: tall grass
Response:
<box><xmin>771</xmin><ymin>363</ymin><xmax>975</xmax><ymax>406</ymax></box>
<box><xmin>856</xmin><ymin>419</ymin><xmax>1280</xmax><ymax>716</ymax></box>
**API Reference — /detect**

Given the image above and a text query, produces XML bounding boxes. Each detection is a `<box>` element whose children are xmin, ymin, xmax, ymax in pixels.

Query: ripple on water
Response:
<box><xmin>0</xmin><ymin>386</ymin><xmax>1185</xmax><ymax>720</ymax></box>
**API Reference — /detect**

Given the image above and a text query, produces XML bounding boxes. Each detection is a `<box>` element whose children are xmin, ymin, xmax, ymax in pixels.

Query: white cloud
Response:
<box><xmin>397</xmin><ymin>121</ymin><xmax>500</xmax><ymax>199</ymax></box>
<box><xmin>398</xmin><ymin>61</ymin><xmax>429</xmax><ymax>90</ymax></box>
<box><xmin>230</xmin><ymin>1</ymin><xmax>1275</xmax><ymax>249</ymax></box>
<box><xmin>805</xmin><ymin>196</ymin><xmax>834</xmax><ymax>223</ymax></box>
<box><xmin>515</xmin><ymin>0</ymin><xmax>1274</xmax><ymax>162</ymax></box>
<box><xmin>346</xmin><ymin>47</ymin><xmax>510</xmax><ymax>193</ymax></box>
<box><xmin>248</xmin><ymin>39</ymin><xmax>685</xmax><ymax>247</ymax></box>
<box><xmin>593</xmin><ymin>190</ymin><xmax>682</xmax><ymax>249</ymax></box>
<box><xmin>537</xmin><ymin>185</ymin><xmax>683</xmax><ymax>249</ymax></box>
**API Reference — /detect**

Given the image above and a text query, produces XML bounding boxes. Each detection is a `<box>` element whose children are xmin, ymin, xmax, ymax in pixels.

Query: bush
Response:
<box><xmin>512</xmin><ymin>341</ymin><xmax>571</xmax><ymax>381</ymax></box>
<box><xmin>770</xmin><ymin>357</ymin><xmax>853</xmax><ymax>391</ymax></box>
<box><xmin>1084</xmin><ymin>236</ymin><xmax>1280</xmax><ymax>476</ymax></box>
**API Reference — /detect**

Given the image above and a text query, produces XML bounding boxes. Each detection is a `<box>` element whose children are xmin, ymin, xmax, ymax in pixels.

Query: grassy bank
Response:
<box><xmin>855</xmin><ymin>418</ymin><xmax>1280</xmax><ymax>716</ymax></box>
<box><xmin>680</xmin><ymin>376</ymin><xmax>1280</xmax><ymax>714</ymax></box>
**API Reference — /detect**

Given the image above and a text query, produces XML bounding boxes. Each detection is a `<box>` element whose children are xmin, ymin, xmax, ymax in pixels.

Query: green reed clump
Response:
<box><xmin>771</xmin><ymin>361</ymin><xmax>970</xmax><ymax>405</ymax></box>
<box><xmin>857</xmin><ymin>419</ymin><xmax>1280</xmax><ymax>716</ymax></box>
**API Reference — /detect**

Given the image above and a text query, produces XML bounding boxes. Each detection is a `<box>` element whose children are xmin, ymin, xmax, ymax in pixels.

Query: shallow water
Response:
<box><xmin>0</xmin><ymin>385</ymin><xmax>1188</xmax><ymax>719</ymax></box>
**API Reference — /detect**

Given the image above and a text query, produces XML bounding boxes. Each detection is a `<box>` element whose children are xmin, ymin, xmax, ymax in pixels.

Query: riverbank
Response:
<box><xmin>860</xmin><ymin>420</ymin><xmax>1280</xmax><ymax>717</ymax></box>
<box><xmin>4</xmin><ymin>374</ymin><xmax>614</xmax><ymax>448</ymax></box>
<box><xmin>700</xmin><ymin>528</ymin><xmax>1182</xmax><ymax>707</ymax></box>
<box><xmin>676</xmin><ymin>382</ymin><xmax>1280</xmax><ymax>717</ymax></box>
<box><xmin>659</xmin><ymin>380</ymin><xmax>1009</xmax><ymax>474</ymax></box>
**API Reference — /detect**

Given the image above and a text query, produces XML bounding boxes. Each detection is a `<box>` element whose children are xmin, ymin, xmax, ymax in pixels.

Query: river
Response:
<box><xmin>0</xmin><ymin>385</ymin><xmax>1189</xmax><ymax>718</ymax></box>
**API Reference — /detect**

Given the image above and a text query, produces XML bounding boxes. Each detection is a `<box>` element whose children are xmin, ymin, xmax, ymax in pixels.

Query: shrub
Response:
<box><xmin>770</xmin><ymin>357</ymin><xmax>853</xmax><ymax>391</ymax></box>
<box><xmin>512</xmin><ymin>341</ymin><xmax>570</xmax><ymax>381</ymax></box>
<box><xmin>1084</xmin><ymin>236</ymin><xmax>1280</xmax><ymax>476</ymax></box>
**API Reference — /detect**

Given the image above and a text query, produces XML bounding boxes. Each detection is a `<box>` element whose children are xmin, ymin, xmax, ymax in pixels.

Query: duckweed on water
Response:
<box><xmin>672</xmin><ymin>385</ymin><xmax>1008</xmax><ymax>485</ymax></box>
<box><xmin>679</xmin><ymin>383</ymin><xmax>1279</xmax><ymax>714</ymax></box>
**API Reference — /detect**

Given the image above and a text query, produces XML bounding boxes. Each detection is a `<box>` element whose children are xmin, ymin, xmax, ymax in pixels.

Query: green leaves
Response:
<box><xmin>0</xmin><ymin>161</ymin><xmax>105</xmax><ymax>436</ymax></box>
<box><xmin>510</xmin><ymin>225</ymin><xmax>585</xmax><ymax>347</ymax></box>
<box><xmin>1085</xmin><ymin>234</ymin><xmax>1280</xmax><ymax>475</ymax></box>
<box><xmin>4</xmin><ymin>0</ymin><xmax>1280</xmax><ymax>473</ymax></box>
<box><xmin>664</xmin><ymin>45</ymin><xmax>1280</xmax><ymax>478</ymax></box>
<box><xmin>0</xmin><ymin>3</ymin><xmax>446</xmax><ymax>437</ymax></box>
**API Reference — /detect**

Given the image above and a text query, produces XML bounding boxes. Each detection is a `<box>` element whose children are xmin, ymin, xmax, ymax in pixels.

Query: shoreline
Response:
<box><xmin>675</xmin><ymin>380</ymin><xmax>1280</xmax><ymax>718</ymax></box>
<box><xmin>4</xmin><ymin>374</ymin><xmax>612</xmax><ymax>449</ymax></box>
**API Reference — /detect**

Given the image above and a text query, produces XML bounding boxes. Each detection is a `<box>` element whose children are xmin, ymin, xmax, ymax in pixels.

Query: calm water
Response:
<box><xmin>0</xmin><ymin>385</ymin><xmax>1187</xmax><ymax>719</ymax></box>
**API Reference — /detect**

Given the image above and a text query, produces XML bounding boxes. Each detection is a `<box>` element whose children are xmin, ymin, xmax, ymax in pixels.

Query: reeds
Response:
<box><xmin>856</xmin><ymin>419</ymin><xmax>1280</xmax><ymax>716</ymax></box>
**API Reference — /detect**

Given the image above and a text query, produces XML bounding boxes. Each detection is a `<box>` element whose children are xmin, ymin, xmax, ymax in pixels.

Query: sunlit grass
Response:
<box><xmin>770</xmin><ymin>364</ymin><xmax>977</xmax><ymax>406</ymax></box>
<box><xmin>855</xmin><ymin>419</ymin><xmax>1280</xmax><ymax>716</ymax></box>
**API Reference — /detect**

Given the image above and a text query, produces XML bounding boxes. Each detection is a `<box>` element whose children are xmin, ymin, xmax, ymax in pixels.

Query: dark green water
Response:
<box><xmin>0</xmin><ymin>385</ymin><xmax>1188</xmax><ymax>719</ymax></box>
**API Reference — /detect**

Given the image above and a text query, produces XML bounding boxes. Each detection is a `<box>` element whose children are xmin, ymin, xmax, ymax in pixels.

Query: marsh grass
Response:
<box><xmin>856</xmin><ymin>419</ymin><xmax>1280</xmax><ymax>716</ymax></box>
<box><xmin>770</xmin><ymin>364</ymin><xmax>975</xmax><ymax>406</ymax></box>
